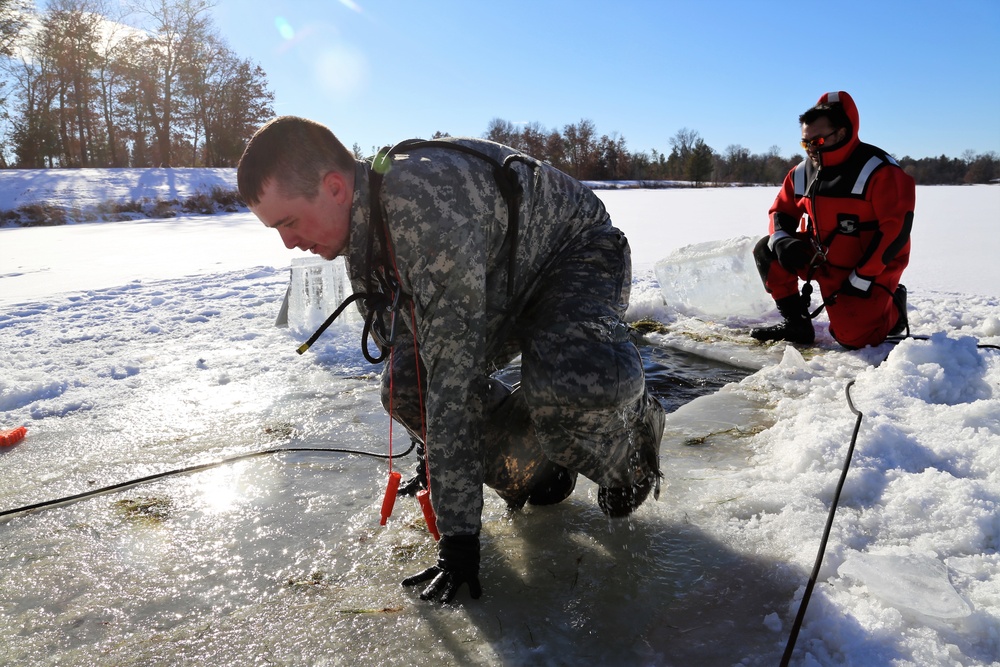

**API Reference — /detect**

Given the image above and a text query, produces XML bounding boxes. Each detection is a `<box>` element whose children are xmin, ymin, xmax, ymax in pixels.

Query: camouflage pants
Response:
<box><xmin>381</xmin><ymin>225</ymin><xmax>663</xmax><ymax>505</ymax></box>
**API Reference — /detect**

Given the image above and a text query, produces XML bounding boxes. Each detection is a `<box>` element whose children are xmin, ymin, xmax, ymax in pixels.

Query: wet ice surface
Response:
<box><xmin>5</xmin><ymin>184</ymin><xmax>1000</xmax><ymax>666</ymax></box>
<box><xmin>0</xmin><ymin>266</ymin><xmax>798</xmax><ymax>666</ymax></box>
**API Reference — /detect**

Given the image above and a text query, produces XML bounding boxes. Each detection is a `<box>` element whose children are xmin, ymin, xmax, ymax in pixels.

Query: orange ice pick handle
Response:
<box><xmin>0</xmin><ymin>426</ymin><xmax>27</xmax><ymax>447</ymax></box>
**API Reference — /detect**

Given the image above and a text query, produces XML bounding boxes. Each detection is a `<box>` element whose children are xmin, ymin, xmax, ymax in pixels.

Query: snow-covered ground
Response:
<box><xmin>1</xmin><ymin>170</ymin><xmax>998</xmax><ymax>666</ymax></box>
<box><xmin>0</xmin><ymin>167</ymin><xmax>239</xmax><ymax>212</ymax></box>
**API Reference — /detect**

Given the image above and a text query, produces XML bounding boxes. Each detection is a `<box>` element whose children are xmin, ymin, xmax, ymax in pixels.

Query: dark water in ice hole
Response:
<box><xmin>640</xmin><ymin>344</ymin><xmax>751</xmax><ymax>412</ymax></box>
<box><xmin>490</xmin><ymin>344</ymin><xmax>751</xmax><ymax>414</ymax></box>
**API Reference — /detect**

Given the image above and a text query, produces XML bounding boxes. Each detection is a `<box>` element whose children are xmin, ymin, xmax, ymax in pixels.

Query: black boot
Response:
<box><xmin>750</xmin><ymin>294</ymin><xmax>815</xmax><ymax>345</ymax></box>
<box><xmin>397</xmin><ymin>439</ymin><xmax>427</xmax><ymax>497</ymax></box>
<box><xmin>598</xmin><ymin>394</ymin><xmax>666</xmax><ymax>518</ymax></box>
<box><xmin>888</xmin><ymin>284</ymin><xmax>908</xmax><ymax>336</ymax></box>
<box><xmin>527</xmin><ymin>464</ymin><xmax>578</xmax><ymax>506</ymax></box>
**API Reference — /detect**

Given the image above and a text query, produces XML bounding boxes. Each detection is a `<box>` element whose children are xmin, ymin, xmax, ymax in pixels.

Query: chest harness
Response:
<box><xmin>296</xmin><ymin>139</ymin><xmax>539</xmax><ymax>364</ymax></box>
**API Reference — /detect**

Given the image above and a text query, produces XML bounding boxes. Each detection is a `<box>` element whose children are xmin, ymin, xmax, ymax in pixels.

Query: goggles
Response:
<box><xmin>800</xmin><ymin>130</ymin><xmax>838</xmax><ymax>150</ymax></box>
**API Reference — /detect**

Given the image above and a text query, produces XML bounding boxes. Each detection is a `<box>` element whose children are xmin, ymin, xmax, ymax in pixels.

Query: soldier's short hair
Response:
<box><xmin>237</xmin><ymin>116</ymin><xmax>355</xmax><ymax>206</ymax></box>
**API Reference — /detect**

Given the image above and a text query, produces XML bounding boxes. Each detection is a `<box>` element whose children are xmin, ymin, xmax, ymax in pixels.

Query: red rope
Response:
<box><xmin>380</xmin><ymin>216</ymin><xmax>430</xmax><ymax>489</ymax></box>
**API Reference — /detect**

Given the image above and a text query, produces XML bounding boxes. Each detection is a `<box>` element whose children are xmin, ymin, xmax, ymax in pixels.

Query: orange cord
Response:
<box><xmin>378</xmin><ymin>218</ymin><xmax>437</xmax><ymax>538</ymax></box>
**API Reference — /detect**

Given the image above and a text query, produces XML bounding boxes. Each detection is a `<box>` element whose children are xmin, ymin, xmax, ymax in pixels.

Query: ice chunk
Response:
<box><xmin>838</xmin><ymin>552</ymin><xmax>972</xmax><ymax>619</ymax></box>
<box><xmin>664</xmin><ymin>388</ymin><xmax>767</xmax><ymax>440</ymax></box>
<box><xmin>286</xmin><ymin>257</ymin><xmax>356</xmax><ymax>334</ymax></box>
<box><xmin>654</xmin><ymin>236</ymin><xmax>772</xmax><ymax>319</ymax></box>
<box><xmin>661</xmin><ymin>385</ymin><xmax>774</xmax><ymax>451</ymax></box>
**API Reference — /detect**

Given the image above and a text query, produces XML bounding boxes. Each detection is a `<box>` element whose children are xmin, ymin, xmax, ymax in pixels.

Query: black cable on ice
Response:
<box><xmin>780</xmin><ymin>380</ymin><xmax>863</xmax><ymax>666</ymax></box>
<box><xmin>781</xmin><ymin>337</ymin><xmax>997</xmax><ymax>664</ymax></box>
<box><xmin>0</xmin><ymin>441</ymin><xmax>416</xmax><ymax>522</ymax></box>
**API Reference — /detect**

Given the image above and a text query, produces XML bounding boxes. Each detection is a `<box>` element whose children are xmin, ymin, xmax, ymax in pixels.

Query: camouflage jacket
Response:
<box><xmin>345</xmin><ymin>138</ymin><xmax>613</xmax><ymax>536</ymax></box>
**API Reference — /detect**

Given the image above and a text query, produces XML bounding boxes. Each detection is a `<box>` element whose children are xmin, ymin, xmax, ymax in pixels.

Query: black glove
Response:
<box><xmin>772</xmin><ymin>235</ymin><xmax>814</xmax><ymax>272</ymax></box>
<box><xmin>397</xmin><ymin>440</ymin><xmax>427</xmax><ymax>497</ymax></box>
<box><xmin>838</xmin><ymin>270</ymin><xmax>874</xmax><ymax>299</ymax></box>
<box><xmin>402</xmin><ymin>534</ymin><xmax>481</xmax><ymax>603</ymax></box>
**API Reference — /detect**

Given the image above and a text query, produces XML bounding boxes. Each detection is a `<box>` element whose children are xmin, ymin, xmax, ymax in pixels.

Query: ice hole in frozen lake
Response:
<box><xmin>641</xmin><ymin>344</ymin><xmax>751</xmax><ymax>414</ymax></box>
<box><xmin>284</xmin><ymin>255</ymin><xmax>755</xmax><ymax>410</ymax></box>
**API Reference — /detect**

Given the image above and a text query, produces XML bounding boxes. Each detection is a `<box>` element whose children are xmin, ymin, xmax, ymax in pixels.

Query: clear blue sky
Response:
<box><xmin>213</xmin><ymin>0</ymin><xmax>1000</xmax><ymax>160</ymax></box>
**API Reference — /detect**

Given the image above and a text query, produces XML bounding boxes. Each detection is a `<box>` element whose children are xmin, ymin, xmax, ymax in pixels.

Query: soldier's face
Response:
<box><xmin>251</xmin><ymin>172</ymin><xmax>352</xmax><ymax>261</ymax></box>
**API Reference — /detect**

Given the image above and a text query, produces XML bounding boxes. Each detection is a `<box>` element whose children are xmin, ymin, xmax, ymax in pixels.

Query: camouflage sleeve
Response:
<box><xmin>380</xmin><ymin>154</ymin><xmax>503</xmax><ymax>537</ymax></box>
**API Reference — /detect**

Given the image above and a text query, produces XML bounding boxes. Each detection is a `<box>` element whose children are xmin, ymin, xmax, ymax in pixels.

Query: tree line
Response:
<box><xmin>475</xmin><ymin>119</ymin><xmax>777</xmax><ymax>186</ymax></box>
<box><xmin>2</xmin><ymin>0</ymin><xmax>995</xmax><ymax>184</ymax></box>
<box><xmin>475</xmin><ymin>119</ymin><xmax>757</xmax><ymax>185</ymax></box>
<box><xmin>0</xmin><ymin>0</ymin><xmax>274</xmax><ymax>168</ymax></box>
<box><xmin>477</xmin><ymin>118</ymin><xmax>999</xmax><ymax>186</ymax></box>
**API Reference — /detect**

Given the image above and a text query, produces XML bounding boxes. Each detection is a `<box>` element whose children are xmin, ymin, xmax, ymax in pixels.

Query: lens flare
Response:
<box><xmin>315</xmin><ymin>44</ymin><xmax>369</xmax><ymax>98</ymax></box>
<box><xmin>274</xmin><ymin>16</ymin><xmax>294</xmax><ymax>40</ymax></box>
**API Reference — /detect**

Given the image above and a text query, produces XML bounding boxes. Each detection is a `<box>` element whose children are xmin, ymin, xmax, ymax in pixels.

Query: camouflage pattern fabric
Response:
<box><xmin>381</xmin><ymin>340</ymin><xmax>564</xmax><ymax>509</ymax></box>
<box><xmin>344</xmin><ymin>138</ymin><xmax>664</xmax><ymax>536</ymax></box>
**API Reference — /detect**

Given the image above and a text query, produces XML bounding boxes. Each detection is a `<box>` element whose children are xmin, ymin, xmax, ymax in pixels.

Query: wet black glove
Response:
<box><xmin>838</xmin><ymin>270</ymin><xmax>874</xmax><ymax>299</ymax></box>
<box><xmin>402</xmin><ymin>534</ymin><xmax>481</xmax><ymax>603</ymax></box>
<box><xmin>772</xmin><ymin>235</ymin><xmax>813</xmax><ymax>272</ymax></box>
<box><xmin>397</xmin><ymin>440</ymin><xmax>427</xmax><ymax>497</ymax></box>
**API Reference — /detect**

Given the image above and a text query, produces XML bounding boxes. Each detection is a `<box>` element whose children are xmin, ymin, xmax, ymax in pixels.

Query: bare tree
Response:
<box><xmin>484</xmin><ymin>117</ymin><xmax>519</xmax><ymax>148</ymax></box>
<box><xmin>4</xmin><ymin>11</ymin><xmax>62</xmax><ymax>166</ymax></box>
<box><xmin>519</xmin><ymin>121</ymin><xmax>547</xmax><ymax>160</ymax></box>
<box><xmin>91</xmin><ymin>0</ymin><xmax>134</xmax><ymax>166</ymax></box>
<box><xmin>1</xmin><ymin>0</ymin><xmax>34</xmax><ymax>164</ymax></box>
<box><xmin>597</xmin><ymin>132</ymin><xmax>629</xmax><ymax>180</ymax></box>
<box><xmin>127</xmin><ymin>0</ymin><xmax>214</xmax><ymax>166</ymax></box>
<box><xmin>562</xmin><ymin>118</ymin><xmax>597</xmax><ymax>179</ymax></box>
<box><xmin>41</xmin><ymin>0</ymin><xmax>104</xmax><ymax>166</ymax></box>
<box><xmin>0</xmin><ymin>0</ymin><xmax>29</xmax><ymax>57</ymax></box>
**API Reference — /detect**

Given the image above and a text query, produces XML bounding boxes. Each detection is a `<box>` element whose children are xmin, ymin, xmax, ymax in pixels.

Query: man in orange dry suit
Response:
<box><xmin>750</xmin><ymin>91</ymin><xmax>915</xmax><ymax>349</ymax></box>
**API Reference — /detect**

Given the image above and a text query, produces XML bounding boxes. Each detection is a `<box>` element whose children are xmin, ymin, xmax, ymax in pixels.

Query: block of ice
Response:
<box><xmin>662</xmin><ymin>386</ymin><xmax>773</xmax><ymax>444</ymax></box>
<box><xmin>287</xmin><ymin>257</ymin><xmax>356</xmax><ymax>334</ymax></box>
<box><xmin>838</xmin><ymin>552</ymin><xmax>972</xmax><ymax>619</ymax></box>
<box><xmin>654</xmin><ymin>236</ymin><xmax>773</xmax><ymax>319</ymax></box>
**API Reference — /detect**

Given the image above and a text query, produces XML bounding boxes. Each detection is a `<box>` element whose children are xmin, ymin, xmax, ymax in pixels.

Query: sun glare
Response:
<box><xmin>193</xmin><ymin>466</ymin><xmax>245</xmax><ymax>514</ymax></box>
<box><xmin>315</xmin><ymin>44</ymin><xmax>369</xmax><ymax>98</ymax></box>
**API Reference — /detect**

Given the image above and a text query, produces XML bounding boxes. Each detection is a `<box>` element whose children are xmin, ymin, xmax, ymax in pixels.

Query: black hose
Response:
<box><xmin>0</xmin><ymin>440</ymin><xmax>415</xmax><ymax>522</ymax></box>
<box><xmin>780</xmin><ymin>381</ymin><xmax>863</xmax><ymax>666</ymax></box>
<box><xmin>780</xmin><ymin>337</ymin><xmax>998</xmax><ymax>664</ymax></box>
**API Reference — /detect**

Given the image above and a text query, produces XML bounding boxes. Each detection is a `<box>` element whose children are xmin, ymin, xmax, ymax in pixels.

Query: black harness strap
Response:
<box><xmin>369</xmin><ymin>139</ymin><xmax>535</xmax><ymax>299</ymax></box>
<box><xmin>298</xmin><ymin>139</ymin><xmax>537</xmax><ymax>363</ymax></box>
<box><xmin>798</xmin><ymin>164</ymin><xmax>880</xmax><ymax>320</ymax></box>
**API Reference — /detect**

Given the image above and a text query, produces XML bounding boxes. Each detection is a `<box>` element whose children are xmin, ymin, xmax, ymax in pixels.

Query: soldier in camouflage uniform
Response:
<box><xmin>237</xmin><ymin>116</ymin><xmax>665</xmax><ymax>604</ymax></box>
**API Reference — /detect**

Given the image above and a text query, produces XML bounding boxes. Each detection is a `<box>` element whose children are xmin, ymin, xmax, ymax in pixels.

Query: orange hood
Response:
<box><xmin>814</xmin><ymin>90</ymin><xmax>860</xmax><ymax>167</ymax></box>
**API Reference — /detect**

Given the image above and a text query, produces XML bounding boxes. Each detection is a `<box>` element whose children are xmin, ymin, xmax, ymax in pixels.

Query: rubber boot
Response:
<box><xmin>527</xmin><ymin>464</ymin><xmax>577</xmax><ymax>506</ymax></box>
<box><xmin>750</xmin><ymin>294</ymin><xmax>815</xmax><ymax>345</ymax></box>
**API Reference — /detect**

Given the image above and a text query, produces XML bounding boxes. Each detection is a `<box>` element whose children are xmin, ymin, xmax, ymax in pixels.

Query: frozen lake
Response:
<box><xmin>2</xmin><ymin>182</ymin><xmax>998</xmax><ymax>666</ymax></box>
